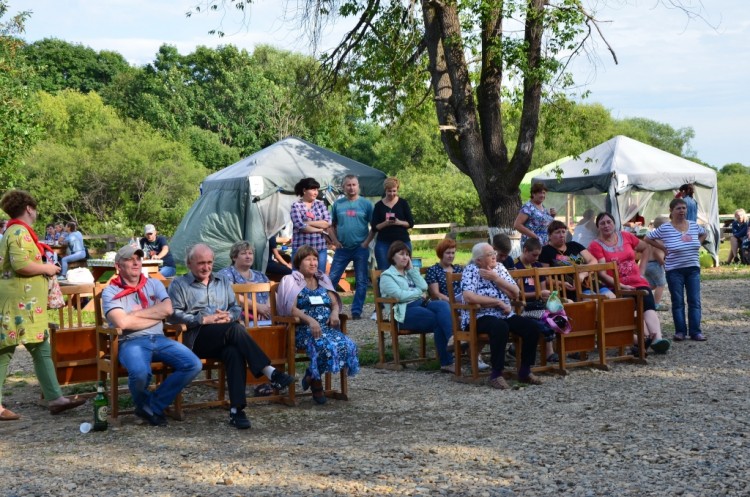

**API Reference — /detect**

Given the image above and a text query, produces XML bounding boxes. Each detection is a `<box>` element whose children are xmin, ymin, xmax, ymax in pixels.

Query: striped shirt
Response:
<box><xmin>646</xmin><ymin>221</ymin><xmax>705</xmax><ymax>271</ymax></box>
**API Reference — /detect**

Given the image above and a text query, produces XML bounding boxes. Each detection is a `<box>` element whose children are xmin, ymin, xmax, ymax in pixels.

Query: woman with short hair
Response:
<box><xmin>0</xmin><ymin>190</ymin><xmax>85</xmax><ymax>420</ymax></box>
<box><xmin>379</xmin><ymin>241</ymin><xmax>455</xmax><ymax>373</ymax></box>
<box><xmin>218</xmin><ymin>241</ymin><xmax>271</xmax><ymax>320</ymax></box>
<box><xmin>645</xmin><ymin>198</ymin><xmax>707</xmax><ymax>342</ymax></box>
<box><xmin>461</xmin><ymin>242</ymin><xmax>543</xmax><ymax>389</ymax></box>
<box><xmin>276</xmin><ymin>245</ymin><xmax>359</xmax><ymax>405</ymax></box>
<box><xmin>513</xmin><ymin>182</ymin><xmax>557</xmax><ymax>246</ymax></box>
<box><xmin>371</xmin><ymin>177</ymin><xmax>414</xmax><ymax>270</ymax></box>
<box><xmin>290</xmin><ymin>177</ymin><xmax>331</xmax><ymax>270</ymax></box>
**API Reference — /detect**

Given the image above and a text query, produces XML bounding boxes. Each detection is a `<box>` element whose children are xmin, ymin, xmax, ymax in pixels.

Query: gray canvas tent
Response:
<box><xmin>532</xmin><ymin>135</ymin><xmax>720</xmax><ymax>263</ymax></box>
<box><xmin>170</xmin><ymin>137</ymin><xmax>387</xmax><ymax>270</ymax></box>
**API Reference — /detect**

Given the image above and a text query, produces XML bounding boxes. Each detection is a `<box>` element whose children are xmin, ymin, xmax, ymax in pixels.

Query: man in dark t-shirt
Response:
<box><xmin>140</xmin><ymin>224</ymin><xmax>176</xmax><ymax>277</ymax></box>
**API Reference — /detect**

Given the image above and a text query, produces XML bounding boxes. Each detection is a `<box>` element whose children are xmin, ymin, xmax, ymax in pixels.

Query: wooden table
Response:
<box><xmin>88</xmin><ymin>258</ymin><xmax>165</xmax><ymax>282</ymax></box>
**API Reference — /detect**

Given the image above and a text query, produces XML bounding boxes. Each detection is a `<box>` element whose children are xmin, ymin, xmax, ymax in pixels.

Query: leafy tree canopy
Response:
<box><xmin>21</xmin><ymin>37</ymin><xmax>132</xmax><ymax>94</ymax></box>
<box><xmin>24</xmin><ymin>90</ymin><xmax>205</xmax><ymax>236</ymax></box>
<box><xmin>0</xmin><ymin>1</ymin><xmax>40</xmax><ymax>189</ymax></box>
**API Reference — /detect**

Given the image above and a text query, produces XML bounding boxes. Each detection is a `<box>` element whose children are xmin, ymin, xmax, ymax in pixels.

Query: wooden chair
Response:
<box><xmin>94</xmin><ymin>282</ymin><xmax>227</xmax><ymax>424</ymax></box>
<box><xmin>233</xmin><ymin>283</ymin><xmax>296</xmax><ymax>406</ymax></box>
<box><xmin>555</xmin><ymin>299</ymin><xmax>603</xmax><ymax>374</ymax></box>
<box><xmin>576</xmin><ymin>262</ymin><xmax>648</xmax><ymax>367</ymax></box>
<box><xmin>372</xmin><ymin>269</ymin><xmax>435</xmax><ymax>370</ymax></box>
<box><xmin>49</xmin><ymin>283</ymin><xmax>97</xmax><ymax>391</ymax></box>
<box><xmin>534</xmin><ymin>265</ymin><xmax>576</xmax><ymax>302</ymax></box>
<box><xmin>506</xmin><ymin>268</ymin><xmax>556</xmax><ymax>374</ymax></box>
<box><xmin>269</xmin><ymin>282</ymin><xmax>349</xmax><ymax>402</ymax></box>
<box><xmin>446</xmin><ymin>272</ymin><xmax>487</xmax><ymax>382</ymax></box>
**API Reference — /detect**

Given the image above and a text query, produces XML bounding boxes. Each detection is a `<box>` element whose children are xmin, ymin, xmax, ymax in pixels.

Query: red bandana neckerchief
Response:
<box><xmin>111</xmin><ymin>274</ymin><xmax>150</xmax><ymax>308</ymax></box>
<box><xmin>6</xmin><ymin>219</ymin><xmax>53</xmax><ymax>261</ymax></box>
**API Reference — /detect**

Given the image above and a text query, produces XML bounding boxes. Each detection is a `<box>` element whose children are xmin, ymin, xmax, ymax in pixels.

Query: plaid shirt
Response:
<box><xmin>291</xmin><ymin>199</ymin><xmax>331</xmax><ymax>251</ymax></box>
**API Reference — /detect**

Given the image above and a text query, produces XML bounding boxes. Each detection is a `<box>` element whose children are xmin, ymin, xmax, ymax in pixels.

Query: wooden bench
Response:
<box><xmin>94</xmin><ymin>281</ymin><xmax>226</xmax><ymax>424</ymax></box>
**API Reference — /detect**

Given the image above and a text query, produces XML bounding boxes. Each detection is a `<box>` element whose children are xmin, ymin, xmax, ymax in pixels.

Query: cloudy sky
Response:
<box><xmin>9</xmin><ymin>0</ymin><xmax>748</xmax><ymax>168</ymax></box>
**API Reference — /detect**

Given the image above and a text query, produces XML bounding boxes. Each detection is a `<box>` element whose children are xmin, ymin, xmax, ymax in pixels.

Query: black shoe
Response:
<box><xmin>229</xmin><ymin>409</ymin><xmax>251</xmax><ymax>429</ymax></box>
<box><xmin>351</xmin><ymin>314</ymin><xmax>361</xmax><ymax>320</ymax></box>
<box><xmin>270</xmin><ymin>370</ymin><xmax>295</xmax><ymax>390</ymax></box>
<box><xmin>135</xmin><ymin>406</ymin><xmax>168</xmax><ymax>427</ymax></box>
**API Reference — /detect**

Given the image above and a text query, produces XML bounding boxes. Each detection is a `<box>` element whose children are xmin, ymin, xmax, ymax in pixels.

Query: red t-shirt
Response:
<box><xmin>588</xmin><ymin>231</ymin><xmax>649</xmax><ymax>288</ymax></box>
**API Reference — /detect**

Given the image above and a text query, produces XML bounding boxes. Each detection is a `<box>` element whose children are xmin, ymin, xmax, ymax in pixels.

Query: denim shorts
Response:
<box><xmin>644</xmin><ymin>260</ymin><xmax>666</xmax><ymax>287</ymax></box>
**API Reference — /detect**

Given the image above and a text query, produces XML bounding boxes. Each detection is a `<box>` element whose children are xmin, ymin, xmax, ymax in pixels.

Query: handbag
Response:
<box><xmin>545</xmin><ymin>290</ymin><xmax>564</xmax><ymax>313</ymax></box>
<box><xmin>47</xmin><ymin>275</ymin><xmax>65</xmax><ymax>309</ymax></box>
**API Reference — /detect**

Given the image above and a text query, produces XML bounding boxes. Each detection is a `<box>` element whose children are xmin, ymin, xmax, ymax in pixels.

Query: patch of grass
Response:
<box><xmin>357</xmin><ymin>340</ymin><xmax>435</xmax><ymax>367</ymax></box>
<box><xmin>701</xmin><ymin>265</ymin><xmax>750</xmax><ymax>281</ymax></box>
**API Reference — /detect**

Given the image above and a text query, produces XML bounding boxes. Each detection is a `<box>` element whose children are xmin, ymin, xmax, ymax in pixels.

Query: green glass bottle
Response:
<box><xmin>93</xmin><ymin>381</ymin><xmax>109</xmax><ymax>432</ymax></box>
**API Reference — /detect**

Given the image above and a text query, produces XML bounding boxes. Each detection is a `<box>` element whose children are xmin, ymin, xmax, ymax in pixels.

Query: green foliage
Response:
<box><xmin>0</xmin><ymin>2</ymin><xmax>41</xmax><ymax>189</ymax></box>
<box><xmin>717</xmin><ymin>166</ymin><xmax>750</xmax><ymax>214</ymax></box>
<box><xmin>613</xmin><ymin>117</ymin><xmax>695</xmax><ymax>157</ymax></box>
<box><xmin>21</xmin><ymin>38</ymin><xmax>132</xmax><ymax>94</ymax></box>
<box><xmin>24</xmin><ymin>90</ymin><xmax>205</xmax><ymax>235</ymax></box>
<box><xmin>399</xmin><ymin>166</ymin><xmax>484</xmax><ymax>226</ymax></box>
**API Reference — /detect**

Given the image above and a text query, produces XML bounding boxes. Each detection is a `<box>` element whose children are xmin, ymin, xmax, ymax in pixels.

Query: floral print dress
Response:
<box><xmin>519</xmin><ymin>200</ymin><xmax>555</xmax><ymax>246</ymax></box>
<box><xmin>0</xmin><ymin>225</ymin><xmax>49</xmax><ymax>350</ymax></box>
<box><xmin>295</xmin><ymin>286</ymin><xmax>360</xmax><ymax>380</ymax></box>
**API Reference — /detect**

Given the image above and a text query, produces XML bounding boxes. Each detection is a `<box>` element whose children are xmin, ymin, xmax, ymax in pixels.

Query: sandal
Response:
<box><xmin>0</xmin><ymin>407</ymin><xmax>20</xmax><ymax>421</ymax></box>
<box><xmin>310</xmin><ymin>379</ymin><xmax>327</xmax><ymax>405</ymax></box>
<box><xmin>488</xmin><ymin>376</ymin><xmax>510</xmax><ymax>390</ymax></box>
<box><xmin>518</xmin><ymin>373</ymin><xmax>543</xmax><ymax>385</ymax></box>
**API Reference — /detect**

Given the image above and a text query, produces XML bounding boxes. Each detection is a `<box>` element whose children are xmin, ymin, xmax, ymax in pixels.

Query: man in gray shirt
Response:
<box><xmin>168</xmin><ymin>243</ymin><xmax>295</xmax><ymax>429</ymax></box>
<box><xmin>102</xmin><ymin>245</ymin><xmax>202</xmax><ymax>426</ymax></box>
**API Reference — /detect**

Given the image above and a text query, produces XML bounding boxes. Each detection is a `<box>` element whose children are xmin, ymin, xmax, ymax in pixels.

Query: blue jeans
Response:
<box><xmin>666</xmin><ymin>266</ymin><xmax>702</xmax><ymax>337</ymax></box>
<box><xmin>328</xmin><ymin>245</ymin><xmax>370</xmax><ymax>317</ymax></box>
<box><xmin>159</xmin><ymin>265</ymin><xmax>177</xmax><ymax>278</ymax></box>
<box><xmin>61</xmin><ymin>250</ymin><xmax>86</xmax><ymax>276</ymax></box>
<box><xmin>118</xmin><ymin>335</ymin><xmax>202</xmax><ymax>416</ymax></box>
<box><xmin>375</xmin><ymin>240</ymin><xmax>411</xmax><ymax>270</ymax></box>
<box><xmin>401</xmin><ymin>299</ymin><xmax>453</xmax><ymax>366</ymax></box>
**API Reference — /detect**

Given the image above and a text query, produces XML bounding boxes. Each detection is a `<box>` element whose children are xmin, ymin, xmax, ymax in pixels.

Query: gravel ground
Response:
<box><xmin>2</xmin><ymin>279</ymin><xmax>749</xmax><ymax>496</ymax></box>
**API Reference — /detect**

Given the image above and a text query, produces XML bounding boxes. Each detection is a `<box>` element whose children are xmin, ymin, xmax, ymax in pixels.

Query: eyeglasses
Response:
<box><xmin>482</xmin><ymin>251</ymin><xmax>498</xmax><ymax>258</ymax></box>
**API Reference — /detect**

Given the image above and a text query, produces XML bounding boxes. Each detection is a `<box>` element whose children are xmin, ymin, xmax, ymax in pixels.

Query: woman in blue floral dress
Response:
<box><xmin>513</xmin><ymin>182</ymin><xmax>557</xmax><ymax>246</ymax></box>
<box><xmin>276</xmin><ymin>245</ymin><xmax>359</xmax><ymax>404</ymax></box>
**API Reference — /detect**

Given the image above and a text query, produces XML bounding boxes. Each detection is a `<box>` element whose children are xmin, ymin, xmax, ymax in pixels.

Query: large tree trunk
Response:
<box><xmin>421</xmin><ymin>0</ymin><xmax>544</xmax><ymax>229</ymax></box>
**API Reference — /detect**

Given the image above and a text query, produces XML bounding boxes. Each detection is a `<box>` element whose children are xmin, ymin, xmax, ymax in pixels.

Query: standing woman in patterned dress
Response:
<box><xmin>0</xmin><ymin>190</ymin><xmax>85</xmax><ymax>421</ymax></box>
<box><xmin>514</xmin><ymin>182</ymin><xmax>557</xmax><ymax>246</ymax></box>
<box><xmin>275</xmin><ymin>245</ymin><xmax>359</xmax><ymax>405</ymax></box>
<box><xmin>290</xmin><ymin>178</ymin><xmax>331</xmax><ymax>270</ymax></box>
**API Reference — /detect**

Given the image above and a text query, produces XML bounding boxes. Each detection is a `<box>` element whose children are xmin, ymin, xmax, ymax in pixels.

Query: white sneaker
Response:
<box><xmin>476</xmin><ymin>356</ymin><xmax>491</xmax><ymax>372</ymax></box>
<box><xmin>370</xmin><ymin>311</ymin><xmax>377</xmax><ymax>321</ymax></box>
<box><xmin>446</xmin><ymin>336</ymin><xmax>454</xmax><ymax>349</ymax></box>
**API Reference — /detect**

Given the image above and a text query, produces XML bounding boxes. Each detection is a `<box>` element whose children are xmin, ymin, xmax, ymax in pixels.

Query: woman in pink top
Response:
<box><xmin>587</xmin><ymin>212</ymin><xmax>670</xmax><ymax>355</ymax></box>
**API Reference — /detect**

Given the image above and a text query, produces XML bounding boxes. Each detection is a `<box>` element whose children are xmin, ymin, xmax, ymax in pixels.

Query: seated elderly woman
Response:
<box><xmin>425</xmin><ymin>239</ymin><xmax>491</xmax><ymax>372</ymax></box>
<box><xmin>276</xmin><ymin>245</ymin><xmax>360</xmax><ymax>405</ymax></box>
<box><xmin>461</xmin><ymin>242</ymin><xmax>544</xmax><ymax>389</ymax></box>
<box><xmin>379</xmin><ymin>240</ymin><xmax>455</xmax><ymax>373</ymax></box>
<box><xmin>218</xmin><ymin>241</ymin><xmax>271</xmax><ymax>321</ymax></box>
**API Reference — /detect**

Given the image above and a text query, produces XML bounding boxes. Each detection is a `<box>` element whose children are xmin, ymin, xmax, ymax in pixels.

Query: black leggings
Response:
<box><xmin>476</xmin><ymin>314</ymin><xmax>541</xmax><ymax>373</ymax></box>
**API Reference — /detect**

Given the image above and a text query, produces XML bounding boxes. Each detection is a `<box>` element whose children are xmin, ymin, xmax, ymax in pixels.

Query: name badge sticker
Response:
<box><xmin>309</xmin><ymin>295</ymin><xmax>325</xmax><ymax>305</ymax></box>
